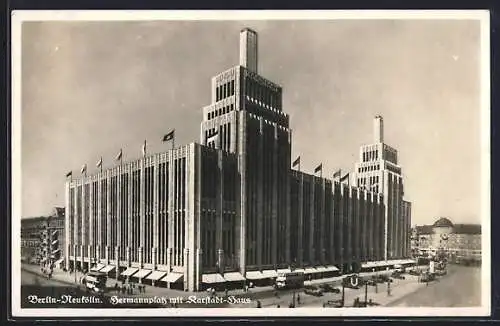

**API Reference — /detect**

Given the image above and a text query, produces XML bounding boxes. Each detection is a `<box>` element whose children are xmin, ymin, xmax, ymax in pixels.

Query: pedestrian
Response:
<box><xmin>245</xmin><ymin>285</ymin><xmax>249</xmax><ymax>292</ymax></box>
<box><xmin>224</xmin><ymin>289</ymin><xmax>228</xmax><ymax>298</ymax></box>
<box><xmin>114</xmin><ymin>283</ymin><xmax>119</xmax><ymax>292</ymax></box>
<box><xmin>256</xmin><ymin>300</ymin><xmax>262</xmax><ymax>308</ymax></box>
<box><xmin>143</xmin><ymin>285</ymin><xmax>146</xmax><ymax>293</ymax></box>
<box><xmin>277</xmin><ymin>304</ymin><xmax>280</xmax><ymax>308</ymax></box>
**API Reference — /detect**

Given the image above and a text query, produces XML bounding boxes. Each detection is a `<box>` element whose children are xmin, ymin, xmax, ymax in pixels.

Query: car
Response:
<box><xmin>391</xmin><ymin>271</ymin><xmax>405</xmax><ymax>279</ymax></box>
<box><xmin>304</xmin><ymin>287</ymin><xmax>323</xmax><ymax>296</ymax></box>
<box><xmin>408</xmin><ymin>269</ymin><xmax>421</xmax><ymax>276</ymax></box>
<box><xmin>319</xmin><ymin>284</ymin><xmax>341</xmax><ymax>293</ymax></box>
<box><xmin>324</xmin><ymin>299</ymin><xmax>343</xmax><ymax>308</ymax></box>
<box><xmin>419</xmin><ymin>272</ymin><xmax>436</xmax><ymax>283</ymax></box>
<box><xmin>435</xmin><ymin>269</ymin><xmax>447</xmax><ymax>276</ymax></box>
<box><xmin>366</xmin><ymin>279</ymin><xmax>377</xmax><ymax>286</ymax></box>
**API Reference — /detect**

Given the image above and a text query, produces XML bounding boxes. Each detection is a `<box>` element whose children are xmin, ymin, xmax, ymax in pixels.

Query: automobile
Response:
<box><xmin>419</xmin><ymin>272</ymin><xmax>436</xmax><ymax>283</ymax></box>
<box><xmin>319</xmin><ymin>284</ymin><xmax>341</xmax><ymax>293</ymax></box>
<box><xmin>435</xmin><ymin>269</ymin><xmax>447</xmax><ymax>276</ymax></box>
<box><xmin>391</xmin><ymin>271</ymin><xmax>406</xmax><ymax>280</ymax></box>
<box><xmin>408</xmin><ymin>269</ymin><xmax>422</xmax><ymax>276</ymax></box>
<box><xmin>324</xmin><ymin>299</ymin><xmax>343</xmax><ymax>308</ymax></box>
<box><xmin>304</xmin><ymin>286</ymin><xmax>323</xmax><ymax>297</ymax></box>
<box><xmin>366</xmin><ymin>279</ymin><xmax>377</xmax><ymax>286</ymax></box>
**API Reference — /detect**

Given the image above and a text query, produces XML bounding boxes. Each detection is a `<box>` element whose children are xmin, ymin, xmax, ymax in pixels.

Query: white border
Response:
<box><xmin>11</xmin><ymin>10</ymin><xmax>491</xmax><ymax>318</ymax></box>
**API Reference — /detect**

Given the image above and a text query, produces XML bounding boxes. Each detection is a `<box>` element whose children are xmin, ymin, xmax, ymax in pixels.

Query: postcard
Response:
<box><xmin>11</xmin><ymin>9</ymin><xmax>491</xmax><ymax>318</ymax></box>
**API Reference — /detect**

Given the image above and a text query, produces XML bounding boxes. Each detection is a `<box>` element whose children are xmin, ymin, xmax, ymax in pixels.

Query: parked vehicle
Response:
<box><xmin>393</xmin><ymin>264</ymin><xmax>405</xmax><ymax>274</ymax></box>
<box><xmin>408</xmin><ymin>268</ymin><xmax>422</xmax><ymax>276</ymax></box>
<box><xmin>304</xmin><ymin>285</ymin><xmax>323</xmax><ymax>296</ymax></box>
<box><xmin>324</xmin><ymin>299</ymin><xmax>343</xmax><ymax>308</ymax></box>
<box><xmin>275</xmin><ymin>271</ymin><xmax>305</xmax><ymax>290</ymax></box>
<box><xmin>391</xmin><ymin>271</ymin><xmax>406</xmax><ymax>279</ymax></box>
<box><xmin>319</xmin><ymin>284</ymin><xmax>341</xmax><ymax>293</ymax></box>
<box><xmin>419</xmin><ymin>271</ymin><xmax>436</xmax><ymax>283</ymax></box>
<box><xmin>83</xmin><ymin>271</ymin><xmax>107</xmax><ymax>294</ymax></box>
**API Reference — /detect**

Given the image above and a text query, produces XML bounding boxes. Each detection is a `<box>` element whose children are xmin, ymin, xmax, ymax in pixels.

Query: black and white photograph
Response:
<box><xmin>11</xmin><ymin>10</ymin><xmax>490</xmax><ymax>317</ymax></box>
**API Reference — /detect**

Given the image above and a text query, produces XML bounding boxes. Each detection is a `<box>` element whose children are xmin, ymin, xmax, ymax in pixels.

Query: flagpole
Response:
<box><xmin>172</xmin><ymin>135</ymin><xmax>175</xmax><ymax>150</ymax></box>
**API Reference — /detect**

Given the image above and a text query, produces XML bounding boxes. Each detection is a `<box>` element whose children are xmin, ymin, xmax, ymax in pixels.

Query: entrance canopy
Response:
<box><xmin>146</xmin><ymin>271</ymin><xmax>168</xmax><ymax>281</ymax></box>
<box><xmin>90</xmin><ymin>263</ymin><xmax>105</xmax><ymax>271</ymax></box>
<box><xmin>163</xmin><ymin>272</ymin><xmax>183</xmax><ymax>283</ymax></box>
<box><xmin>100</xmin><ymin>265</ymin><xmax>116</xmax><ymax>274</ymax></box>
<box><xmin>120</xmin><ymin>267</ymin><xmax>138</xmax><ymax>277</ymax></box>
<box><xmin>202</xmin><ymin>273</ymin><xmax>225</xmax><ymax>284</ymax></box>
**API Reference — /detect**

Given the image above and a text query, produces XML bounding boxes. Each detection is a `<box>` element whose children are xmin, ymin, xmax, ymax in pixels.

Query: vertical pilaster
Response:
<box><xmin>73</xmin><ymin>183</ymin><xmax>78</xmax><ymax>262</ymax></box>
<box><xmin>256</xmin><ymin>118</ymin><xmax>264</xmax><ymax>267</ymax></box>
<box><xmin>216</xmin><ymin>151</ymin><xmax>224</xmax><ymax>270</ymax></box>
<box><xmin>168</xmin><ymin>151</ymin><xmax>175</xmax><ymax>262</ymax></box>
<box><xmin>64</xmin><ymin>181</ymin><xmax>70</xmax><ymax>268</ymax></box>
<box><xmin>81</xmin><ymin>178</ymin><xmax>86</xmax><ymax>262</ymax></box>
<box><xmin>271</xmin><ymin>124</ymin><xmax>278</xmax><ymax>266</ymax></box>
<box><xmin>97</xmin><ymin>174</ymin><xmax>102</xmax><ymax>261</ymax></box>
<box><xmin>106</xmin><ymin>171</ymin><xmax>111</xmax><ymax>263</ymax></box>
<box><xmin>117</xmin><ymin>166</ymin><xmax>122</xmax><ymax>263</ymax></box>
<box><xmin>238</xmin><ymin>112</ymin><xmax>247</xmax><ymax>273</ymax></box>
<box><xmin>153</xmin><ymin>158</ymin><xmax>159</xmax><ymax>267</ymax></box>
<box><xmin>127</xmin><ymin>165</ymin><xmax>132</xmax><ymax>266</ymax></box>
<box><xmin>140</xmin><ymin>158</ymin><xmax>145</xmax><ymax>266</ymax></box>
<box><xmin>298</xmin><ymin>174</ymin><xmax>304</xmax><ymax>266</ymax></box>
<box><xmin>320</xmin><ymin>178</ymin><xmax>326</xmax><ymax>265</ymax></box>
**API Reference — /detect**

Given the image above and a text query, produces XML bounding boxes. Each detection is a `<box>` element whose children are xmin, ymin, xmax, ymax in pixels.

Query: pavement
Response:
<box><xmin>388</xmin><ymin>265</ymin><xmax>481</xmax><ymax>307</ymax></box>
<box><xmin>22</xmin><ymin>262</ymin><xmax>442</xmax><ymax>308</ymax></box>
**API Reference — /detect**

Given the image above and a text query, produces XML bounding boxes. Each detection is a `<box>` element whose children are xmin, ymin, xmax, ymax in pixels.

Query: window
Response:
<box><xmin>231</xmin><ymin>80</ymin><xmax>235</xmax><ymax>95</ymax></box>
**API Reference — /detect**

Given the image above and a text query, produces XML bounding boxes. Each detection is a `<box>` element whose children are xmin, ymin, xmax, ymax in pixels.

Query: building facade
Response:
<box><xmin>65</xmin><ymin>28</ymin><xmax>409</xmax><ymax>292</ymax></box>
<box><xmin>353</xmin><ymin>115</ymin><xmax>412</xmax><ymax>260</ymax></box>
<box><xmin>21</xmin><ymin>207</ymin><xmax>65</xmax><ymax>266</ymax></box>
<box><xmin>412</xmin><ymin>217</ymin><xmax>481</xmax><ymax>263</ymax></box>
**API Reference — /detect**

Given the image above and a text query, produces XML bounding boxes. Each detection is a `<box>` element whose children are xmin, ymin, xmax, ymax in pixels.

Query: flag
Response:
<box><xmin>163</xmin><ymin>130</ymin><xmax>175</xmax><ymax>142</ymax></box>
<box><xmin>314</xmin><ymin>163</ymin><xmax>322</xmax><ymax>174</ymax></box>
<box><xmin>340</xmin><ymin>173</ymin><xmax>349</xmax><ymax>183</ymax></box>
<box><xmin>65</xmin><ymin>171</ymin><xmax>72</xmax><ymax>178</ymax></box>
<box><xmin>96</xmin><ymin>157</ymin><xmax>102</xmax><ymax>168</ymax></box>
<box><xmin>292</xmin><ymin>156</ymin><xmax>300</xmax><ymax>168</ymax></box>
<box><xmin>142</xmin><ymin>140</ymin><xmax>147</xmax><ymax>156</ymax></box>
<box><xmin>80</xmin><ymin>164</ymin><xmax>87</xmax><ymax>174</ymax></box>
<box><xmin>333</xmin><ymin>169</ymin><xmax>341</xmax><ymax>179</ymax></box>
<box><xmin>115</xmin><ymin>149</ymin><xmax>123</xmax><ymax>162</ymax></box>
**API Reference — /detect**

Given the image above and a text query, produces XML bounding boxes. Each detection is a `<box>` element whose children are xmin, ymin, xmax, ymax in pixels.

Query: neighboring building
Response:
<box><xmin>65</xmin><ymin>28</ymin><xmax>410</xmax><ymax>292</ymax></box>
<box><xmin>21</xmin><ymin>216</ymin><xmax>45</xmax><ymax>263</ymax></box>
<box><xmin>21</xmin><ymin>207</ymin><xmax>66</xmax><ymax>266</ymax></box>
<box><xmin>412</xmin><ymin>217</ymin><xmax>481</xmax><ymax>262</ymax></box>
<box><xmin>353</xmin><ymin>115</ymin><xmax>412</xmax><ymax>260</ymax></box>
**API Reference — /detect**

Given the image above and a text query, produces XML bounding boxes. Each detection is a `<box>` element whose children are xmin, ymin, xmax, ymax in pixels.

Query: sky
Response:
<box><xmin>19</xmin><ymin>18</ymin><xmax>484</xmax><ymax>226</ymax></box>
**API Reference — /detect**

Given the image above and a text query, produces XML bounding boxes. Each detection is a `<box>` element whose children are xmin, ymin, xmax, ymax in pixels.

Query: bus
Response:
<box><xmin>84</xmin><ymin>271</ymin><xmax>107</xmax><ymax>294</ymax></box>
<box><xmin>275</xmin><ymin>271</ymin><xmax>305</xmax><ymax>289</ymax></box>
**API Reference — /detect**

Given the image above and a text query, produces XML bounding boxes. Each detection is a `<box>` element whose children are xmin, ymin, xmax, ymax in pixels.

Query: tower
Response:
<box><xmin>199</xmin><ymin>28</ymin><xmax>291</xmax><ymax>274</ymax></box>
<box><xmin>353</xmin><ymin>116</ymin><xmax>410</xmax><ymax>261</ymax></box>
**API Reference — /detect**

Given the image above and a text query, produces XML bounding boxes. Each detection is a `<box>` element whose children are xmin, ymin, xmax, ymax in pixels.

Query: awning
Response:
<box><xmin>262</xmin><ymin>270</ymin><xmax>278</xmax><ymax>278</ymax></box>
<box><xmin>325</xmin><ymin>266</ymin><xmax>339</xmax><ymax>272</ymax></box>
<box><xmin>163</xmin><ymin>272</ymin><xmax>183</xmax><ymax>283</ymax></box>
<box><xmin>146</xmin><ymin>271</ymin><xmax>168</xmax><ymax>281</ymax></box>
<box><xmin>120</xmin><ymin>267</ymin><xmax>138</xmax><ymax>277</ymax></box>
<box><xmin>90</xmin><ymin>263</ymin><xmax>105</xmax><ymax>271</ymax></box>
<box><xmin>304</xmin><ymin>268</ymin><xmax>318</xmax><ymax>274</ymax></box>
<box><xmin>100</xmin><ymin>265</ymin><xmax>116</xmax><ymax>274</ymax></box>
<box><xmin>315</xmin><ymin>266</ymin><xmax>327</xmax><ymax>272</ymax></box>
<box><xmin>277</xmin><ymin>268</ymin><xmax>292</xmax><ymax>274</ymax></box>
<box><xmin>202</xmin><ymin>273</ymin><xmax>226</xmax><ymax>284</ymax></box>
<box><xmin>133</xmin><ymin>269</ymin><xmax>152</xmax><ymax>279</ymax></box>
<box><xmin>362</xmin><ymin>262</ymin><xmax>377</xmax><ymax>269</ymax></box>
<box><xmin>223</xmin><ymin>272</ymin><xmax>245</xmax><ymax>282</ymax></box>
<box><xmin>245</xmin><ymin>271</ymin><xmax>265</xmax><ymax>280</ymax></box>
<box><xmin>294</xmin><ymin>268</ymin><xmax>305</xmax><ymax>273</ymax></box>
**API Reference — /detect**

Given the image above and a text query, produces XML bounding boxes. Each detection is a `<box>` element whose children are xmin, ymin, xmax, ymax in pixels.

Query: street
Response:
<box><xmin>388</xmin><ymin>265</ymin><xmax>481</xmax><ymax>307</ymax></box>
<box><xmin>21</xmin><ymin>264</ymin><xmax>480</xmax><ymax>309</ymax></box>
